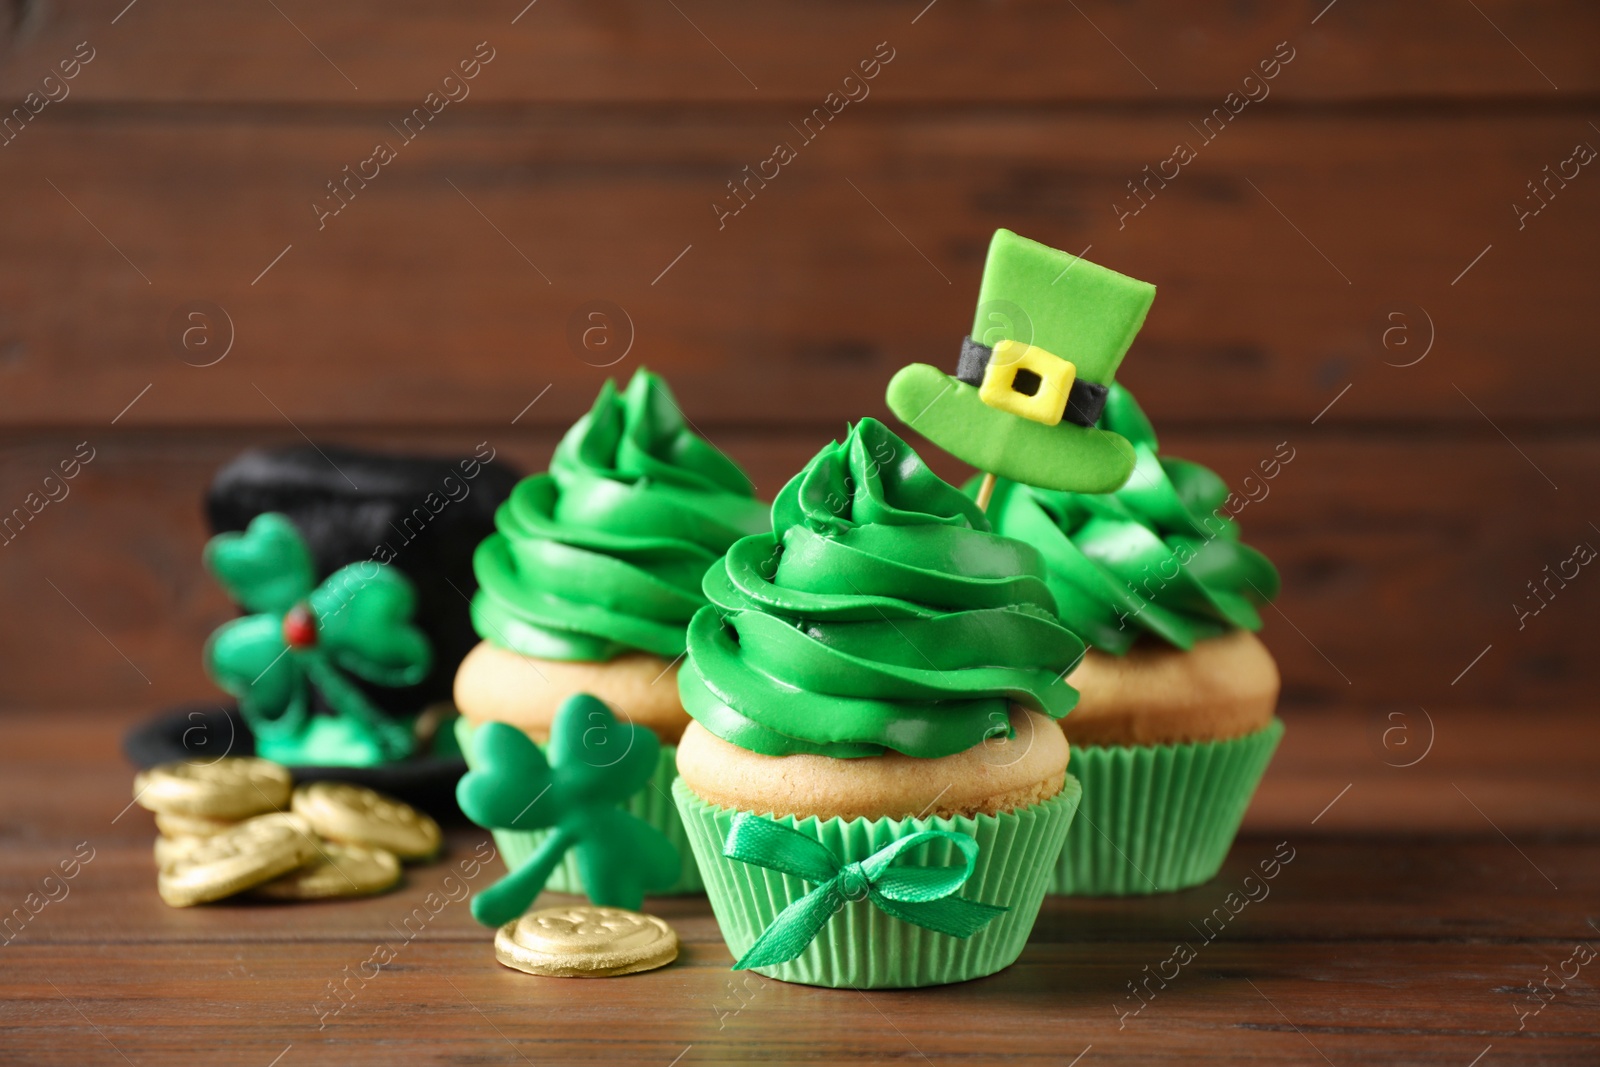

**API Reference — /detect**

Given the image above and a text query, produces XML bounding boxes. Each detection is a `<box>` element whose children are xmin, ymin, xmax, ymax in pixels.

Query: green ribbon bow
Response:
<box><xmin>203</xmin><ymin>513</ymin><xmax>430</xmax><ymax>765</ymax></box>
<box><xmin>457</xmin><ymin>694</ymin><xmax>680</xmax><ymax>927</ymax></box>
<box><xmin>722</xmin><ymin>813</ymin><xmax>1007</xmax><ymax>970</ymax></box>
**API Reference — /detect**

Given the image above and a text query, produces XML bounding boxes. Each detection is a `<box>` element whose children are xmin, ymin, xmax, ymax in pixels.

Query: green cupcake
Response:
<box><xmin>674</xmin><ymin>418</ymin><xmax>1085</xmax><ymax>987</ymax></box>
<box><xmin>978</xmin><ymin>384</ymin><xmax>1285</xmax><ymax>895</ymax></box>
<box><xmin>455</xmin><ymin>368</ymin><xmax>768</xmax><ymax>894</ymax></box>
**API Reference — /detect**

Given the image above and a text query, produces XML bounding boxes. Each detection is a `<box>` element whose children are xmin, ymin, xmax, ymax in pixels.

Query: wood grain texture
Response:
<box><xmin>4</xmin><ymin>940</ymin><xmax>1598</xmax><ymax>1065</ymax></box>
<box><xmin>0</xmin><ymin>0</ymin><xmax>1595</xmax><ymax>717</ymax></box>
<box><xmin>1</xmin><ymin>110</ymin><xmax>1595</xmax><ymax>428</ymax></box>
<box><xmin>2</xmin><ymin>428</ymin><xmax>1594</xmax><ymax>713</ymax></box>
<box><xmin>0</xmin><ymin>711</ymin><xmax>1596</xmax><ymax>1066</ymax></box>
<box><xmin>9</xmin><ymin>705</ymin><xmax>1599</xmax><ymax>843</ymax></box>
<box><xmin>2</xmin><ymin>0</ymin><xmax>1596</xmax><ymax>103</ymax></box>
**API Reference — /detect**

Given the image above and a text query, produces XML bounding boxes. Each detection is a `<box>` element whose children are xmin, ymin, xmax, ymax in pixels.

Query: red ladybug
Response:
<box><xmin>281</xmin><ymin>603</ymin><xmax>319</xmax><ymax>649</ymax></box>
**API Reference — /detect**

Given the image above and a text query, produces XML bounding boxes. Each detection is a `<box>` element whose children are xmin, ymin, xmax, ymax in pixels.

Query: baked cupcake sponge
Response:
<box><xmin>677</xmin><ymin>707</ymin><xmax>1069</xmax><ymax>820</ymax></box>
<box><xmin>1063</xmin><ymin>629</ymin><xmax>1279</xmax><ymax>747</ymax></box>
<box><xmin>454</xmin><ymin>640</ymin><xmax>690</xmax><ymax>744</ymax></box>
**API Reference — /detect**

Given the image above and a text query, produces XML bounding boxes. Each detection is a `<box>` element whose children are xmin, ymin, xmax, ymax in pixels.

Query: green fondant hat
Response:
<box><xmin>887</xmin><ymin>229</ymin><xmax>1156</xmax><ymax>493</ymax></box>
<box><xmin>972</xmin><ymin>228</ymin><xmax>1154</xmax><ymax>385</ymax></box>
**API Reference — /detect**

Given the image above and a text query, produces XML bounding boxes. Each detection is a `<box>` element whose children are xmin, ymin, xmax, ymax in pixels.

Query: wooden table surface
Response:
<box><xmin>3</xmin><ymin>706</ymin><xmax>1597</xmax><ymax>1066</ymax></box>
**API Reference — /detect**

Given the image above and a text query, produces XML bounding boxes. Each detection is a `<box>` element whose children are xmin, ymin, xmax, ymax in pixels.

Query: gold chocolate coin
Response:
<box><xmin>291</xmin><ymin>781</ymin><xmax>441</xmax><ymax>861</ymax></box>
<box><xmin>135</xmin><ymin>757</ymin><xmax>292</xmax><ymax>819</ymax></box>
<box><xmin>249</xmin><ymin>841</ymin><xmax>402</xmax><ymax>901</ymax></box>
<box><xmin>153</xmin><ymin>835</ymin><xmax>209</xmax><ymax>872</ymax></box>
<box><xmin>157</xmin><ymin>812</ymin><xmax>319</xmax><ymax>907</ymax></box>
<box><xmin>494</xmin><ymin>905</ymin><xmax>679</xmax><ymax>978</ymax></box>
<box><xmin>154</xmin><ymin>811</ymin><xmax>237</xmax><ymax>838</ymax></box>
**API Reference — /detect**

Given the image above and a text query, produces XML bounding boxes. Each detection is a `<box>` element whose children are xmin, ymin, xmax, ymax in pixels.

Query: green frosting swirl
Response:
<box><xmin>472</xmin><ymin>369</ymin><xmax>769</xmax><ymax>661</ymax></box>
<box><xmin>981</xmin><ymin>384</ymin><xmax>1280</xmax><ymax>655</ymax></box>
<box><xmin>679</xmin><ymin>418</ymin><xmax>1085</xmax><ymax>760</ymax></box>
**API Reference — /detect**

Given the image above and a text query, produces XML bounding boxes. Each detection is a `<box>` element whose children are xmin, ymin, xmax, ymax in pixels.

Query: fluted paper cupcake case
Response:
<box><xmin>1050</xmin><ymin>718</ymin><xmax>1283</xmax><ymax>896</ymax></box>
<box><xmin>456</xmin><ymin>718</ymin><xmax>702</xmax><ymax>895</ymax></box>
<box><xmin>674</xmin><ymin>774</ymin><xmax>1081</xmax><ymax>988</ymax></box>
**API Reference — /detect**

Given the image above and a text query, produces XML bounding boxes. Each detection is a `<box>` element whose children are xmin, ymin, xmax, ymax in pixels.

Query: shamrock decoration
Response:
<box><xmin>457</xmin><ymin>694</ymin><xmax>679</xmax><ymax>927</ymax></box>
<box><xmin>203</xmin><ymin>512</ymin><xmax>430</xmax><ymax>766</ymax></box>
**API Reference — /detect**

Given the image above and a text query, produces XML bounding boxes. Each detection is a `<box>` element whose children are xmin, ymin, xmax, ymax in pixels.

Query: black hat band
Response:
<box><xmin>956</xmin><ymin>337</ymin><xmax>1109</xmax><ymax>428</ymax></box>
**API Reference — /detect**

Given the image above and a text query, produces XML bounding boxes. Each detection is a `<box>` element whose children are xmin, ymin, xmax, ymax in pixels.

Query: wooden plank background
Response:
<box><xmin>1</xmin><ymin>1</ymin><xmax>1596</xmax><ymax>720</ymax></box>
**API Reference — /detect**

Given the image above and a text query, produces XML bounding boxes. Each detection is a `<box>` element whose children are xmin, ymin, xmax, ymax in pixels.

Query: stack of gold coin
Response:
<box><xmin>135</xmin><ymin>756</ymin><xmax>292</xmax><ymax>821</ymax></box>
<box><xmin>291</xmin><ymin>781</ymin><xmax>442</xmax><ymax>861</ymax></box>
<box><xmin>157</xmin><ymin>812</ymin><xmax>321</xmax><ymax>907</ymax></box>
<box><xmin>134</xmin><ymin>757</ymin><xmax>436</xmax><ymax>907</ymax></box>
<box><xmin>247</xmin><ymin>841</ymin><xmax>401</xmax><ymax>902</ymax></box>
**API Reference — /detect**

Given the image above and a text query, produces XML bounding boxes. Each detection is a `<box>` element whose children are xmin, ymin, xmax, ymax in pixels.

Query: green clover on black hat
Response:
<box><xmin>887</xmin><ymin>229</ymin><xmax>1156</xmax><ymax>494</ymax></box>
<box><xmin>203</xmin><ymin>512</ymin><xmax>430</xmax><ymax>765</ymax></box>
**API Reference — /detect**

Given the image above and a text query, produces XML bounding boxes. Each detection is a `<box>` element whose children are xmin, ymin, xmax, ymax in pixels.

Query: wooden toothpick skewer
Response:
<box><xmin>975</xmin><ymin>471</ymin><xmax>998</xmax><ymax>512</ymax></box>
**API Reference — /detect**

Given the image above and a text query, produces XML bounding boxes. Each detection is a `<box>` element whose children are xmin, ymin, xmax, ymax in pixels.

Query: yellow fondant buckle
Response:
<box><xmin>977</xmin><ymin>340</ymin><xmax>1077</xmax><ymax>426</ymax></box>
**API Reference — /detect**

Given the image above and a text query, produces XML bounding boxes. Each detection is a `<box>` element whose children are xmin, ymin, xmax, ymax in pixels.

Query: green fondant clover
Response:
<box><xmin>457</xmin><ymin>694</ymin><xmax>680</xmax><ymax>926</ymax></box>
<box><xmin>203</xmin><ymin>513</ymin><xmax>430</xmax><ymax>765</ymax></box>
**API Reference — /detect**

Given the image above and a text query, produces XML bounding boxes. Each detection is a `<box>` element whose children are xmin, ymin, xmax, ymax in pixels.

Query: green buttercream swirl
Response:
<box><xmin>680</xmin><ymin>418</ymin><xmax>1085</xmax><ymax>760</ymax></box>
<box><xmin>981</xmin><ymin>384</ymin><xmax>1280</xmax><ymax>655</ymax></box>
<box><xmin>472</xmin><ymin>369</ymin><xmax>769</xmax><ymax>661</ymax></box>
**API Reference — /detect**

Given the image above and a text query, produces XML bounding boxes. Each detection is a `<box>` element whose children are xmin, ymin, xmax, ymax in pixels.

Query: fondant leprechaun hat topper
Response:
<box><xmin>887</xmin><ymin>229</ymin><xmax>1155</xmax><ymax>495</ymax></box>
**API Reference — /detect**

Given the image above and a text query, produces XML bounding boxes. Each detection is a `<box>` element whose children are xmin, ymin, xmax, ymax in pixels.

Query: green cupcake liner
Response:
<box><xmin>456</xmin><ymin>718</ymin><xmax>702</xmax><ymax>895</ymax></box>
<box><xmin>1051</xmin><ymin>718</ymin><xmax>1283</xmax><ymax>896</ymax></box>
<box><xmin>675</xmin><ymin>774</ymin><xmax>1081</xmax><ymax>988</ymax></box>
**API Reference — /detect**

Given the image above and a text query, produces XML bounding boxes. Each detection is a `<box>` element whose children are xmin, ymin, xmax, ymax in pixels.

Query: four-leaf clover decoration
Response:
<box><xmin>203</xmin><ymin>513</ymin><xmax>430</xmax><ymax>765</ymax></box>
<box><xmin>458</xmin><ymin>694</ymin><xmax>679</xmax><ymax>927</ymax></box>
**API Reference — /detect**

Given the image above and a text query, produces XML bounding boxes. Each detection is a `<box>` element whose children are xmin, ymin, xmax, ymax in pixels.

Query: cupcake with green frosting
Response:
<box><xmin>979</xmin><ymin>384</ymin><xmax>1284</xmax><ymax>896</ymax></box>
<box><xmin>454</xmin><ymin>368</ymin><xmax>768</xmax><ymax>894</ymax></box>
<box><xmin>673</xmin><ymin>418</ymin><xmax>1085</xmax><ymax>988</ymax></box>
